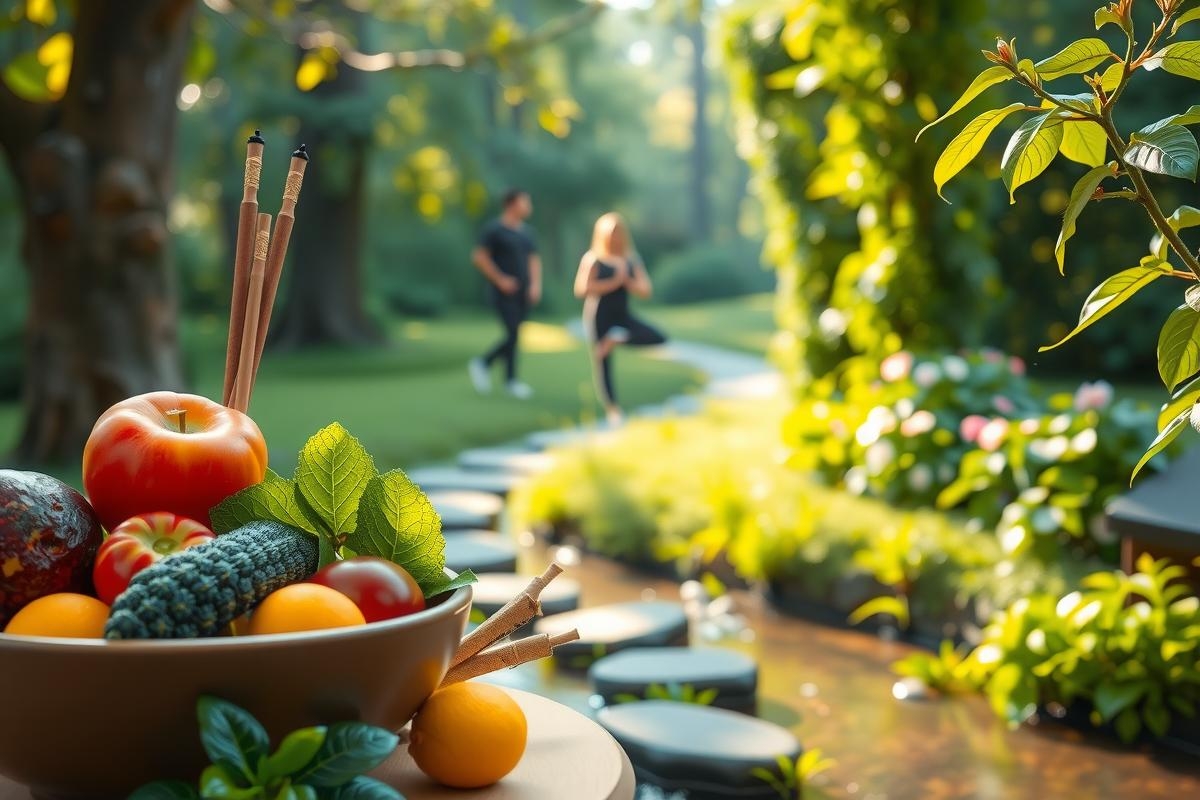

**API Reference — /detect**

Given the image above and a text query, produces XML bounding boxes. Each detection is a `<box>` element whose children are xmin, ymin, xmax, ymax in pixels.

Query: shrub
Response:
<box><xmin>654</xmin><ymin>243</ymin><xmax>775</xmax><ymax>305</ymax></box>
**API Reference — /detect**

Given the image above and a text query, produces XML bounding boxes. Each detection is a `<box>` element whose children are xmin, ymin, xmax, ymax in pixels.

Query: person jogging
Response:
<box><xmin>574</xmin><ymin>212</ymin><xmax>667</xmax><ymax>426</ymax></box>
<box><xmin>468</xmin><ymin>188</ymin><xmax>542</xmax><ymax>398</ymax></box>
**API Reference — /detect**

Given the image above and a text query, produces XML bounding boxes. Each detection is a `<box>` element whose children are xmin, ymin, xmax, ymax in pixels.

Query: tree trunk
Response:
<box><xmin>0</xmin><ymin>0</ymin><xmax>193</xmax><ymax>465</ymax></box>
<box><xmin>688</xmin><ymin>19</ymin><xmax>712</xmax><ymax>242</ymax></box>
<box><xmin>270</xmin><ymin>12</ymin><xmax>382</xmax><ymax>349</ymax></box>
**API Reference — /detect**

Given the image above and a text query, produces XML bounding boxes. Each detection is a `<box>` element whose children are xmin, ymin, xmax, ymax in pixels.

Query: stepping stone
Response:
<box><xmin>458</xmin><ymin>446</ymin><xmax>554</xmax><ymax>475</ymax></box>
<box><xmin>596</xmin><ymin>701</ymin><xmax>801</xmax><ymax>800</ymax></box>
<box><xmin>589</xmin><ymin>647</ymin><xmax>758</xmax><ymax>715</ymax></box>
<box><xmin>533</xmin><ymin>601</ymin><xmax>688</xmax><ymax>669</ymax></box>
<box><xmin>443</xmin><ymin>530</ymin><xmax>517</xmax><ymax>574</ymax></box>
<box><xmin>472</xmin><ymin>572</ymin><xmax>582</xmax><ymax>637</ymax></box>
<box><xmin>407</xmin><ymin>466</ymin><xmax>518</xmax><ymax>497</ymax></box>
<box><xmin>663</xmin><ymin>394</ymin><xmax>704</xmax><ymax>415</ymax></box>
<box><xmin>525</xmin><ymin>427</ymin><xmax>618</xmax><ymax>452</ymax></box>
<box><xmin>429</xmin><ymin>489</ymin><xmax>504</xmax><ymax>530</ymax></box>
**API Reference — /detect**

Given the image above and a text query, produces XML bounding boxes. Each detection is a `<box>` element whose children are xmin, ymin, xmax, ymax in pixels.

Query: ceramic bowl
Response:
<box><xmin>0</xmin><ymin>583</ymin><xmax>471</xmax><ymax>799</ymax></box>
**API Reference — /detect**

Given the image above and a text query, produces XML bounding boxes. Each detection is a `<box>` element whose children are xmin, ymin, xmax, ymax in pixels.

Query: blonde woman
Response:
<box><xmin>574</xmin><ymin>212</ymin><xmax>667</xmax><ymax>426</ymax></box>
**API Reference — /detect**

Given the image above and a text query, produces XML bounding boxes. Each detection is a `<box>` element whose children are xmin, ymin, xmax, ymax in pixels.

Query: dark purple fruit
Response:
<box><xmin>0</xmin><ymin>470</ymin><xmax>103</xmax><ymax>626</ymax></box>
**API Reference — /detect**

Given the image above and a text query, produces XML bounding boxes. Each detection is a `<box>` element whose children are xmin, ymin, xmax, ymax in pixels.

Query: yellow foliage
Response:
<box><xmin>25</xmin><ymin>0</ymin><xmax>55</xmax><ymax>26</ymax></box>
<box><xmin>36</xmin><ymin>32</ymin><xmax>71</xmax><ymax>99</ymax></box>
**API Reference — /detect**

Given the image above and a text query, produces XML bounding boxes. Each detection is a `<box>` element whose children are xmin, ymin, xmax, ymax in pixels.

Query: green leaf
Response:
<box><xmin>933</xmin><ymin>103</ymin><xmax>1026</xmax><ymax>199</ymax></box>
<box><xmin>198</xmin><ymin>697</ymin><xmax>269</xmax><ymax>785</ymax></box>
<box><xmin>128</xmin><ymin>782</ymin><xmax>201</xmax><ymax>800</ymax></box>
<box><xmin>1100</xmin><ymin>62</ymin><xmax>1124</xmax><ymax>92</ymax></box>
<box><xmin>424</xmin><ymin>568</ymin><xmax>478</xmax><ymax>598</ymax></box>
<box><xmin>294</xmin><ymin>722</ymin><xmax>399</xmax><ymax>788</ymax></box>
<box><xmin>260</xmin><ymin>727</ymin><xmax>327</xmax><ymax>783</ymax></box>
<box><xmin>1095</xmin><ymin>681</ymin><xmax>1148</xmax><ymax>721</ymax></box>
<box><xmin>847</xmin><ymin>595</ymin><xmax>910</xmax><ymax>629</ymax></box>
<box><xmin>1144</xmin><ymin>702</ymin><xmax>1171</xmax><ymax>738</ymax></box>
<box><xmin>1125</xmin><ymin>124</ymin><xmax>1199</xmax><ymax>180</ymax></box>
<box><xmin>1056</xmin><ymin>163</ymin><xmax>1112</xmax><ymax>273</ymax></box>
<box><xmin>1114</xmin><ymin>707</ymin><xmax>1142</xmax><ymax>742</ymax></box>
<box><xmin>1174</xmin><ymin>8</ymin><xmax>1200</xmax><ymax>38</ymax></box>
<box><xmin>1158</xmin><ymin>305</ymin><xmax>1200</xmax><ymax>391</ymax></box>
<box><xmin>1035</xmin><ymin>38</ymin><xmax>1112</xmax><ymax>79</ymax></box>
<box><xmin>1159</xmin><ymin>379</ymin><xmax>1200</xmax><ymax>431</ymax></box>
<box><xmin>294</xmin><ymin>423</ymin><xmax>377</xmax><ymax>536</ymax></box>
<box><xmin>346</xmin><ymin>470</ymin><xmax>445</xmax><ymax>595</ymax></box>
<box><xmin>1060</xmin><ymin>121</ymin><xmax>1107</xmax><ymax>167</ymax></box>
<box><xmin>916</xmin><ymin>66</ymin><xmax>1012</xmax><ymax>140</ymax></box>
<box><xmin>1132</xmin><ymin>406</ymin><xmax>1191</xmax><ymax>482</ymax></box>
<box><xmin>324</xmin><ymin>777</ymin><xmax>405</xmax><ymax>800</ymax></box>
<box><xmin>1001</xmin><ymin>112</ymin><xmax>1065</xmax><ymax>202</ymax></box>
<box><xmin>198</xmin><ymin>765</ymin><xmax>257</xmax><ymax>800</ymax></box>
<box><xmin>319</xmin><ymin>535</ymin><xmax>337</xmax><ymax>569</ymax></box>
<box><xmin>1</xmin><ymin>51</ymin><xmax>52</xmax><ymax>103</ymax></box>
<box><xmin>1167</xmin><ymin>204</ymin><xmax>1200</xmax><ymax>231</ymax></box>
<box><xmin>1041</xmin><ymin>261</ymin><xmax>1171</xmax><ymax>352</ymax></box>
<box><xmin>186</xmin><ymin>37</ymin><xmax>217</xmax><ymax>84</ymax></box>
<box><xmin>1095</xmin><ymin>8</ymin><xmax>1125</xmax><ymax>31</ymax></box>
<box><xmin>1151</xmin><ymin>40</ymin><xmax>1200</xmax><ymax>79</ymax></box>
<box><xmin>210</xmin><ymin>475</ymin><xmax>322</xmax><ymax>536</ymax></box>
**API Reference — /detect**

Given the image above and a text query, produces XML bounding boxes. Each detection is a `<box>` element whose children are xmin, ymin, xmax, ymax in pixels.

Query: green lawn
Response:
<box><xmin>0</xmin><ymin>314</ymin><xmax>701</xmax><ymax>484</ymax></box>
<box><xmin>649</xmin><ymin>293</ymin><xmax>775</xmax><ymax>355</ymax></box>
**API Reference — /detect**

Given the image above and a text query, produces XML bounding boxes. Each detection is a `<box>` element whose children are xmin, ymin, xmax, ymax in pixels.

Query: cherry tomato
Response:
<box><xmin>308</xmin><ymin>557</ymin><xmax>426</xmax><ymax>622</ymax></box>
<box><xmin>93</xmin><ymin>512</ymin><xmax>215</xmax><ymax>605</ymax></box>
<box><xmin>82</xmin><ymin>391</ymin><xmax>267</xmax><ymax>530</ymax></box>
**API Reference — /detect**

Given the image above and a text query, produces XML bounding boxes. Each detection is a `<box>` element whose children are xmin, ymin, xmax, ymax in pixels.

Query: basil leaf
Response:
<box><xmin>197</xmin><ymin>696</ymin><xmax>270</xmax><ymax>784</ymax></box>
<box><xmin>294</xmin><ymin>423</ymin><xmax>377</xmax><ymax>536</ymax></box>
<box><xmin>424</xmin><ymin>569</ymin><xmax>478</xmax><ymax>600</ymax></box>
<box><xmin>210</xmin><ymin>475</ymin><xmax>323</xmax><ymax>536</ymax></box>
<box><xmin>127</xmin><ymin>782</ymin><xmax>200</xmax><ymax>800</ymax></box>
<box><xmin>294</xmin><ymin>722</ymin><xmax>399</xmax><ymax>787</ymax></box>
<box><xmin>323</xmin><ymin>776</ymin><xmax>405</xmax><ymax>800</ymax></box>
<box><xmin>345</xmin><ymin>470</ymin><xmax>446</xmax><ymax>595</ymax></box>
<box><xmin>259</xmin><ymin>726</ymin><xmax>327</xmax><ymax>783</ymax></box>
<box><xmin>198</xmin><ymin>765</ymin><xmax>259</xmax><ymax>800</ymax></box>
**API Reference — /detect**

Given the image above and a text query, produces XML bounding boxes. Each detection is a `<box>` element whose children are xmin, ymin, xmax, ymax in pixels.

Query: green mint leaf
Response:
<box><xmin>294</xmin><ymin>423</ymin><xmax>377</xmax><ymax>536</ymax></box>
<box><xmin>345</xmin><ymin>470</ymin><xmax>446</xmax><ymax>595</ymax></box>
<box><xmin>259</xmin><ymin>726</ymin><xmax>327</xmax><ymax>783</ymax></box>
<box><xmin>198</xmin><ymin>765</ymin><xmax>259</xmax><ymax>800</ymax></box>
<box><xmin>323</xmin><ymin>776</ymin><xmax>405</xmax><ymax>800</ymax></box>
<box><xmin>318</xmin><ymin>535</ymin><xmax>338</xmax><ymax>568</ymax></box>
<box><xmin>424</xmin><ymin>569</ymin><xmax>478</xmax><ymax>599</ymax></box>
<box><xmin>197</xmin><ymin>696</ymin><xmax>270</xmax><ymax>785</ymax></box>
<box><xmin>127</xmin><ymin>782</ymin><xmax>200</xmax><ymax>800</ymax></box>
<box><xmin>210</xmin><ymin>475</ymin><xmax>323</xmax><ymax>536</ymax></box>
<box><xmin>293</xmin><ymin>722</ymin><xmax>399</xmax><ymax>788</ymax></box>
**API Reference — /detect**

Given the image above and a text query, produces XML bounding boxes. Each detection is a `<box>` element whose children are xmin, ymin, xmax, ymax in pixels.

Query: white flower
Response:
<box><xmin>1070</xmin><ymin>428</ymin><xmax>1098</xmax><ymax>454</ymax></box>
<box><xmin>913</xmin><ymin>361</ymin><xmax>941</xmax><ymax>388</ymax></box>
<box><xmin>880</xmin><ymin>351</ymin><xmax>914</xmax><ymax>382</ymax></box>
<box><xmin>865</xmin><ymin>440</ymin><xmax>896</xmax><ymax>476</ymax></box>
<box><xmin>907</xmin><ymin>464</ymin><xmax>933</xmax><ymax>492</ymax></box>
<box><xmin>867</xmin><ymin>405</ymin><xmax>898</xmax><ymax>434</ymax></box>
<box><xmin>1030</xmin><ymin>436</ymin><xmax>1069</xmax><ymax>461</ymax></box>
<box><xmin>977</xmin><ymin>418</ymin><xmax>1009</xmax><ymax>452</ymax></box>
<box><xmin>845</xmin><ymin>466</ymin><xmax>869</xmax><ymax>495</ymax></box>
<box><xmin>818</xmin><ymin>307</ymin><xmax>848</xmax><ymax>338</ymax></box>
<box><xmin>900</xmin><ymin>409</ymin><xmax>937</xmax><ymax>437</ymax></box>
<box><xmin>941</xmin><ymin>354</ymin><xmax>969</xmax><ymax>382</ymax></box>
<box><xmin>895</xmin><ymin>398</ymin><xmax>915</xmax><ymax>419</ymax></box>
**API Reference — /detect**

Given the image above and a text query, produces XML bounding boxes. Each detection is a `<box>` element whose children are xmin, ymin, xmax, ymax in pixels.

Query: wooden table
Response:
<box><xmin>0</xmin><ymin>689</ymin><xmax>636</xmax><ymax>800</ymax></box>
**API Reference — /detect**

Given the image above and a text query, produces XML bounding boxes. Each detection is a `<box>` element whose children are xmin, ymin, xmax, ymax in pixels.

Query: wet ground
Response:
<box><xmin>484</xmin><ymin>540</ymin><xmax>1200</xmax><ymax>800</ymax></box>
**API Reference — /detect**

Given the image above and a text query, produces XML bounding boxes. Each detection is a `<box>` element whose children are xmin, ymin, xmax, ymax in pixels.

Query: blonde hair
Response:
<box><xmin>591</xmin><ymin>212</ymin><xmax>638</xmax><ymax>261</ymax></box>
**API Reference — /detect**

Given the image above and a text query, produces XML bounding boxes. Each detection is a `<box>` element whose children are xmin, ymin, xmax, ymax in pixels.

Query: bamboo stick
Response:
<box><xmin>223</xmin><ymin>130</ymin><xmax>265</xmax><ymax>408</ymax></box>
<box><xmin>249</xmin><ymin>144</ymin><xmax>309</xmax><ymax>395</ymax></box>
<box><xmin>231</xmin><ymin>212</ymin><xmax>271</xmax><ymax>414</ymax></box>
<box><xmin>449</xmin><ymin>562</ymin><xmax>563</xmax><ymax>669</ymax></box>
<box><xmin>441</xmin><ymin>630</ymin><xmax>580</xmax><ymax>686</ymax></box>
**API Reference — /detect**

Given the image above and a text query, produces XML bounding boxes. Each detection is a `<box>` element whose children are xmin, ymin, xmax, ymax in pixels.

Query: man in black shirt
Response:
<box><xmin>469</xmin><ymin>188</ymin><xmax>542</xmax><ymax>398</ymax></box>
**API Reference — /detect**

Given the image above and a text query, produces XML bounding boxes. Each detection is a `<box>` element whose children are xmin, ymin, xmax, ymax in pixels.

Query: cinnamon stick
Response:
<box><xmin>249</xmin><ymin>144</ymin><xmax>309</xmax><ymax>396</ymax></box>
<box><xmin>449</xmin><ymin>562</ymin><xmax>563</xmax><ymax>669</ymax></box>
<box><xmin>231</xmin><ymin>212</ymin><xmax>271</xmax><ymax>414</ymax></box>
<box><xmin>441</xmin><ymin>630</ymin><xmax>580</xmax><ymax>686</ymax></box>
<box><xmin>223</xmin><ymin>130</ymin><xmax>265</xmax><ymax>408</ymax></box>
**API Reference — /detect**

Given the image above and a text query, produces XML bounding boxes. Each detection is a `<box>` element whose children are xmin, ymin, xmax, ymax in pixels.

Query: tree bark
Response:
<box><xmin>687</xmin><ymin>19</ymin><xmax>711</xmax><ymax>242</ymax></box>
<box><xmin>0</xmin><ymin>0</ymin><xmax>192</xmax><ymax>465</ymax></box>
<box><xmin>270</xmin><ymin>10</ymin><xmax>382</xmax><ymax>349</ymax></box>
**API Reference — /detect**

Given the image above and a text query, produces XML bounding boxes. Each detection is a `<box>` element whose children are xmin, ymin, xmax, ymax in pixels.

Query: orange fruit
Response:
<box><xmin>409</xmin><ymin>682</ymin><xmax>527</xmax><ymax>788</ymax></box>
<box><xmin>4</xmin><ymin>593</ymin><xmax>110</xmax><ymax>638</ymax></box>
<box><xmin>248</xmin><ymin>583</ymin><xmax>366</xmax><ymax>635</ymax></box>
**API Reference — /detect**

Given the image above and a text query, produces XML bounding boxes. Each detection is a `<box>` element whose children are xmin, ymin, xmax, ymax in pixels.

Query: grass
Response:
<box><xmin>648</xmin><ymin>293</ymin><xmax>775</xmax><ymax>355</ymax></box>
<box><xmin>0</xmin><ymin>313</ymin><xmax>701</xmax><ymax>484</ymax></box>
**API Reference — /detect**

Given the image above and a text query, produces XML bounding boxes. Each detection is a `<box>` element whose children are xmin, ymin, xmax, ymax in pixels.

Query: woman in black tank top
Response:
<box><xmin>574</xmin><ymin>212</ymin><xmax>667</xmax><ymax>426</ymax></box>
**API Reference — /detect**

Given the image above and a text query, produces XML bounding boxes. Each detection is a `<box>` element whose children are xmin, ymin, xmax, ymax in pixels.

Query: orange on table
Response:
<box><xmin>409</xmin><ymin>681</ymin><xmax>528</xmax><ymax>789</ymax></box>
<box><xmin>4</xmin><ymin>593</ymin><xmax>109</xmax><ymax>638</ymax></box>
<box><xmin>248</xmin><ymin>583</ymin><xmax>366</xmax><ymax>635</ymax></box>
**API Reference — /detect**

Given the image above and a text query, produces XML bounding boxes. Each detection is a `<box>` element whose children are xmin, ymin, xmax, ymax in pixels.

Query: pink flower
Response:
<box><xmin>992</xmin><ymin>395</ymin><xmax>1016</xmax><ymax>415</ymax></box>
<box><xmin>900</xmin><ymin>410</ymin><xmax>937</xmax><ymax>437</ymax></box>
<box><xmin>960</xmin><ymin>414</ymin><xmax>989</xmax><ymax>444</ymax></box>
<box><xmin>981</xmin><ymin>348</ymin><xmax>1004</xmax><ymax>364</ymax></box>
<box><xmin>880</xmin><ymin>352</ymin><xmax>913</xmax><ymax>383</ymax></box>
<box><xmin>1008</xmin><ymin>356</ymin><xmax>1026</xmax><ymax>376</ymax></box>
<box><xmin>1073</xmin><ymin>380</ymin><xmax>1114</xmax><ymax>413</ymax></box>
<box><xmin>978</xmin><ymin>422</ymin><xmax>1008</xmax><ymax>452</ymax></box>
<box><xmin>913</xmin><ymin>362</ymin><xmax>941</xmax><ymax>388</ymax></box>
<box><xmin>977</xmin><ymin>418</ymin><xmax>1010</xmax><ymax>452</ymax></box>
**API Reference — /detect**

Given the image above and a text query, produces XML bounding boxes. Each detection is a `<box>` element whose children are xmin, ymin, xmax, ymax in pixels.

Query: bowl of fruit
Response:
<box><xmin>0</xmin><ymin>394</ymin><xmax>476</xmax><ymax>799</ymax></box>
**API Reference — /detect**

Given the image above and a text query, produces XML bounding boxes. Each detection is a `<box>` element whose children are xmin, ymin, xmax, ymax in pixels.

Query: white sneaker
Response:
<box><xmin>468</xmin><ymin>359</ymin><xmax>492</xmax><ymax>394</ymax></box>
<box><xmin>506</xmin><ymin>381</ymin><xmax>534</xmax><ymax>399</ymax></box>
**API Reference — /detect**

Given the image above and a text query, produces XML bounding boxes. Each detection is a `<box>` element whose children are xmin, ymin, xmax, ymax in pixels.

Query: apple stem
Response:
<box><xmin>167</xmin><ymin>408</ymin><xmax>187</xmax><ymax>433</ymax></box>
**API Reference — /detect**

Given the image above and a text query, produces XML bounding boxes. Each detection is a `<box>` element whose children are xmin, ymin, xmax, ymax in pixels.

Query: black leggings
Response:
<box><xmin>590</xmin><ymin>315</ymin><xmax>666</xmax><ymax>406</ymax></box>
<box><xmin>483</xmin><ymin>290</ymin><xmax>527</xmax><ymax>382</ymax></box>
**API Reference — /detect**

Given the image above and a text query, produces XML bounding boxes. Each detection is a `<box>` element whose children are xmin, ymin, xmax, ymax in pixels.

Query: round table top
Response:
<box><xmin>0</xmin><ymin>689</ymin><xmax>635</xmax><ymax>800</ymax></box>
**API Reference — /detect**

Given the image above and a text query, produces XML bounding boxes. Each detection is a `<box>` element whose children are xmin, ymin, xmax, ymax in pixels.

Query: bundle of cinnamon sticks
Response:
<box><xmin>223</xmin><ymin>130</ymin><xmax>310</xmax><ymax>413</ymax></box>
<box><xmin>441</xmin><ymin>562</ymin><xmax>580</xmax><ymax>686</ymax></box>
